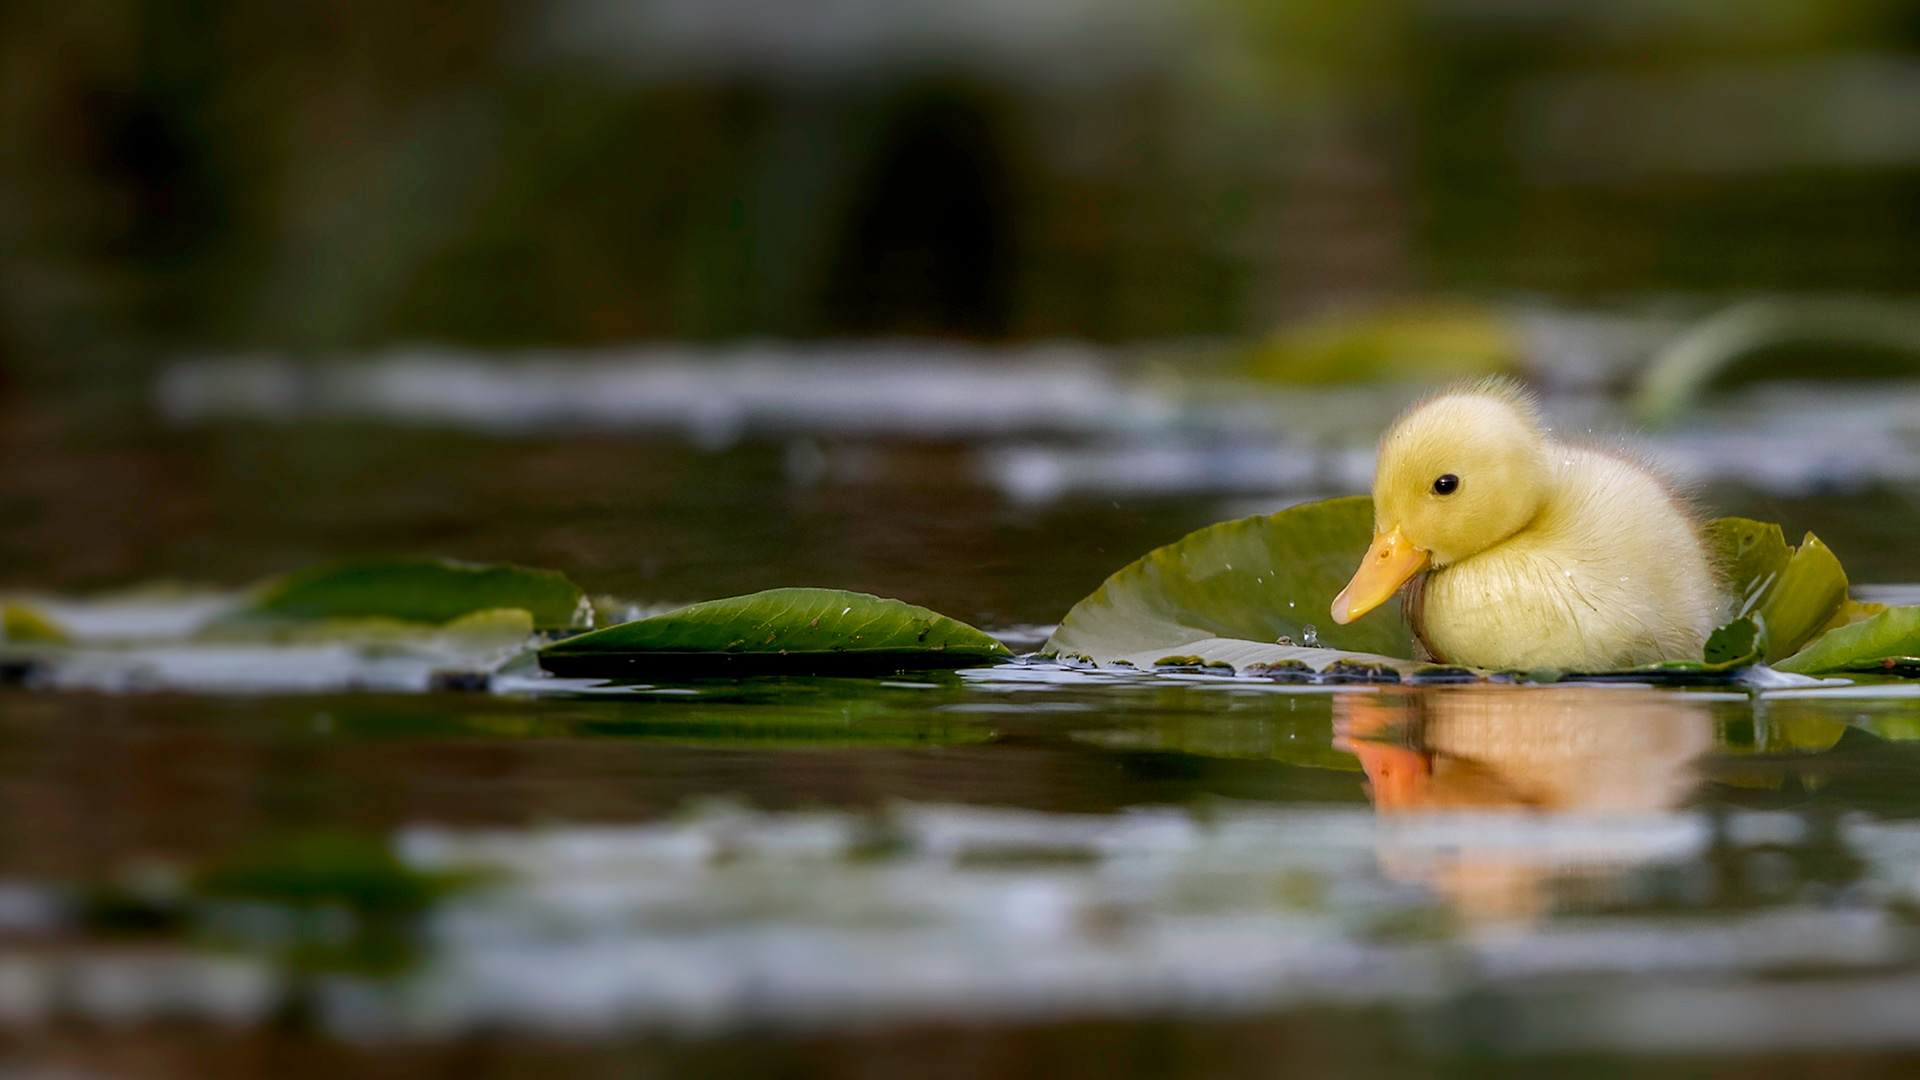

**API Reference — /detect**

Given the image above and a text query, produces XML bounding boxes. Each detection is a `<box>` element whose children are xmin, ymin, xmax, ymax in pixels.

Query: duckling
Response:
<box><xmin>1331</xmin><ymin>379</ymin><xmax>1725</xmax><ymax>670</ymax></box>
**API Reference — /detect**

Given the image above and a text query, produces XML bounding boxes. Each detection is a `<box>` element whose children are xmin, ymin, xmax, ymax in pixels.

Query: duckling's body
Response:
<box><xmin>1333</xmin><ymin>381</ymin><xmax>1725</xmax><ymax>671</ymax></box>
<box><xmin>1417</xmin><ymin>444</ymin><xmax>1721</xmax><ymax>669</ymax></box>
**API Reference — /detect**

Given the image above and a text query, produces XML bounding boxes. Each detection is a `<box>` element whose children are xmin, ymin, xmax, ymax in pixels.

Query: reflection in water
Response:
<box><xmin>0</xmin><ymin>681</ymin><xmax>1916</xmax><ymax>1064</ymax></box>
<box><xmin>1337</xmin><ymin>687</ymin><xmax>1714</xmax><ymax>924</ymax></box>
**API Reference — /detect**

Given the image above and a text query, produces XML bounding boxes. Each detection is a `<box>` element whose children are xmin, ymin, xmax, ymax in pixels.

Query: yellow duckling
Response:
<box><xmin>1331</xmin><ymin>379</ymin><xmax>1725</xmax><ymax>670</ymax></box>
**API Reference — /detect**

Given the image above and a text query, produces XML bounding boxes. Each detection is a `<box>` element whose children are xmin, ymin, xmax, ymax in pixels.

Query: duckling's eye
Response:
<box><xmin>1431</xmin><ymin>474</ymin><xmax>1460</xmax><ymax>496</ymax></box>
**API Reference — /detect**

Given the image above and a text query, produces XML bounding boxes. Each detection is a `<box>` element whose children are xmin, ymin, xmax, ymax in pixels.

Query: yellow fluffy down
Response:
<box><xmin>1418</xmin><ymin>445</ymin><xmax>1724</xmax><ymax>669</ymax></box>
<box><xmin>1362</xmin><ymin>382</ymin><xmax>1727</xmax><ymax>670</ymax></box>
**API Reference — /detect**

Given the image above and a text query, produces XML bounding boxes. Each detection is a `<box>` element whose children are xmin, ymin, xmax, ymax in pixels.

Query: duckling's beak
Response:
<box><xmin>1331</xmin><ymin>525</ymin><xmax>1429</xmax><ymax>625</ymax></box>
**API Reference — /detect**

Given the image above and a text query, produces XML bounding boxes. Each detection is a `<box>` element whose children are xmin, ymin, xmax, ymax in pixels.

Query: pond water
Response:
<box><xmin>5</xmin><ymin>356</ymin><xmax>1920</xmax><ymax>1075</ymax></box>
<box><xmin>6</xmin><ymin>673</ymin><xmax>1920</xmax><ymax>1075</ymax></box>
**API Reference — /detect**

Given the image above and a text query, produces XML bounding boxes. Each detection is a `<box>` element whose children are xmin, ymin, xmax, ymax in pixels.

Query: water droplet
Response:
<box><xmin>1301</xmin><ymin>625</ymin><xmax>1319</xmax><ymax>647</ymax></box>
<box><xmin>1288</xmin><ymin>601</ymin><xmax>1294</xmax><ymax>608</ymax></box>
<box><xmin>1563</xmin><ymin>569</ymin><xmax>1573</xmax><ymax>578</ymax></box>
<box><xmin>1619</xmin><ymin>576</ymin><xmax>1629</xmax><ymax>582</ymax></box>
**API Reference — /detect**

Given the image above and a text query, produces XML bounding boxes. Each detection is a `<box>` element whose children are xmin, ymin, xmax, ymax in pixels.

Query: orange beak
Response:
<box><xmin>1331</xmin><ymin>525</ymin><xmax>1429</xmax><ymax>625</ymax></box>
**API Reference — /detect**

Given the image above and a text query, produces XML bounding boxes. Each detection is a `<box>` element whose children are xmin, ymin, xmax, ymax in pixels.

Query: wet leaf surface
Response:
<box><xmin>539</xmin><ymin>587</ymin><xmax>1011</xmax><ymax>677</ymax></box>
<box><xmin>1778</xmin><ymin>605</ymin><xmax>1920</xmax><ymax>674</ymax></box>
<box><xmin>1044</xmin><ymin>497</ymin><xmax>1416</xmax><ymax>673</ymax></box>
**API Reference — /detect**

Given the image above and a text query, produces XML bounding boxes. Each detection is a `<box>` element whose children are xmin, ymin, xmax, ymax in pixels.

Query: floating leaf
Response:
<box><xmin>1702</xmin><ymin>617</ymin><xmax>1761</xmax><ymax>667</ymax></box>
<box><xmin>1766</xmin><ymin>536</ymin><xmax>1850</xmax><ymax>660</ymax></box>
<box><xmin>1044</xmin><ymin>497</ymin><xmax>1416</xmax><ymax>676</ymax></box>
<box><xmin>539</xmin><ymin>587</ymin><xmax>1010</xmax><ymax>678</ymax></box>
<box><xmin>1776</xmin><ymin>606</ymin><xmax>1920</xmax><ymax>674</ymax></box>
<box><xmin>1242</xmin><ymin>302</ymin><xmax>1521</xmax><ymax>384</ymax></box>
<box><xmin>2</xmin><ymin>604</ymin><xmax>67</xmax><ymax>643</ymax></box>
<box><xmin>1707</xmin><ymin>518</ymin><xmax>1792</xmax><ymax>618</ymax></box>
<box><xmin>1815</xmin><ymin>597</ymin><xmax>1888</xmax><ymax>639</ymax></box>
<box><xmin>1570</xmin><ymin>616</ymin><xmax>1760</xmax><ymax>684</ymax></box>
<box><xmin>245</xmin><ymin>558</ymin><xmax>585</xmax><ymax>630</ymax></box>
<box><xmin>1704</xmin><ymin>519</ymin><xmax>1848</xmax><ymax>663</ymax></box>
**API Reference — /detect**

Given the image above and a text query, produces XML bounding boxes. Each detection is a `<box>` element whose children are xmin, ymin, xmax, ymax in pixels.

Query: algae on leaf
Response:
<box><xmin>539</xmin><ymin>587</ymin><xmax>1011</xmax><ymax>677</ymax></box>
<box><xmin>1044</xmin><ymin>496</ymin><xmax>1418</xmax><ymax>676</ymax></box>
<box><xmin>245</xmin><ymin>557</ymin><xmax>585</xmax><ymax>630</ymax></box>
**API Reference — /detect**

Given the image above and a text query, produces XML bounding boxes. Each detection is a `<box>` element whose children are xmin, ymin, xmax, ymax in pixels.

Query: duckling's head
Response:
<box><xmin>1332</xmin><ymin>382</ymin><xmax>1551</xmax><ymax>625</ymax></box>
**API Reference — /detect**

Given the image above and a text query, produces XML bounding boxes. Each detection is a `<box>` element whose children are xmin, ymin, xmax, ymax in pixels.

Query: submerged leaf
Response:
<box><xmin>1044</xmin><ymin>496</ymin><xmax>1415</xmax><ymax>675</ymax></box>
<box><xmin>539</xmin><ymin>587</ymin><xmax>1010</xmax><ymax>677</ymax></box>
<box><xmin>1776</xmin><ymin>606</ymin><xmax>1920</xmax><ymax>674</ymax></box>
<box><xmin>246</xmin><ymin>558</ymin><xmax>585</xmax><ymax>630</ymax></box>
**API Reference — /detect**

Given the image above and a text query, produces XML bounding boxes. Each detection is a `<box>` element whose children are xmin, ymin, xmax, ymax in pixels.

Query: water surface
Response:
<box><xmin>5</xmin><ymin>362</ymin><xmax>1920</xmax><ymax>1075</ymax></box>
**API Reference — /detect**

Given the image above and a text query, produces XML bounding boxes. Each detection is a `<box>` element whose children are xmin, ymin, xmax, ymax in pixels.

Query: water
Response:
<box><xmin>8</xmin><ymin>354</ymin><xmax>1920</xmax><ymax>1074</ymax></box>
<box><xmin>4</xmin><ymin>676</ymin><xmax>1920</xmax><ymax>1074</ymax></box>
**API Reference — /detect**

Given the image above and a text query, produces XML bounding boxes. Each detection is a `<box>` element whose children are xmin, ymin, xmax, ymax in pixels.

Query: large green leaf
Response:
<box><xmin>538</xmin><ymin>587</ymin><xmax>1011</xmax><ymax>677</ymax></box>
<box><xmin>1039</xmin><ymin>500</ymin><xmax>1868</xmax><ymax>681</ymax></box>
<box><xmin>1703</xmin><ymin>519</ymin><xmax>1849</xmax><ymax>662</ymax></box>
<box><xmin>1043</xmin><ymin>496</ymin><xmax>1417</xmax><ymax>675</ymax></box>
<box><xmin>246</xmin><ymin>557</ymin><xmax>585</xmax><ymax>630</ymax></box>
<box><xmin>1776</xmin><ymin>606</ymin><xmax>1920</xmax><ymax>674</ymax></box>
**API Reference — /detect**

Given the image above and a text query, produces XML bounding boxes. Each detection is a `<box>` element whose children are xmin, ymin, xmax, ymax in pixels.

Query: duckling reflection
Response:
<box><xmin>1335</xmin><ymin>686</ymin><xmax>1713</xmax><ymax>924</ymax></box>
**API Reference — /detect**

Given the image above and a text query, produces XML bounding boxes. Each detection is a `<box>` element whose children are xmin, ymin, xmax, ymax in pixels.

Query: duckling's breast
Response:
<box><xmin>1417</xmin><ymin>447</ymin><xmax>1725</xmax><ymax>671</ymax></box>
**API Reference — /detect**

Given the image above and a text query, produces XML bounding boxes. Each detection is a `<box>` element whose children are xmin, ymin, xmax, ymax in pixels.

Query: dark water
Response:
<box><xmin>6</xmin><ymin>390</ymin><xmax>1920</xmax><ymax>1076</ymax></box>
<box><xmin>4</xmin><ymin>676</ymin><xmax>1920</xmax><ymax>1075</ymax></box>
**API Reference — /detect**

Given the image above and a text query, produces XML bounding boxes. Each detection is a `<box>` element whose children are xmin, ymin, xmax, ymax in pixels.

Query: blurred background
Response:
<box><xmin>11</xmin><ymin>3</ymin><xmax>1920</xmax><ymax>1076</ymax></box>
<box><xmin>6</xmin><ymin>0</ymin><xmax>1920</xmax><ymax>627</ymax></box>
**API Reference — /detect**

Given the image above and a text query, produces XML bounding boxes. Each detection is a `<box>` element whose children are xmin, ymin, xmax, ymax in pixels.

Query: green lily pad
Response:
<box><xmin>538</xmin><ymin>587</ymin><xmax>1011</xmax><ymax>677</ymax></box>
<box><xmin>2</xmin><ymin>604</ymin><xmax>67</xmax><ymax>643</ymax></box>
<box><xmin>245</xmin><ymin>557</ymin><xmax>585</xmax><ymax>630</ymax></box>
<box><xmin>1703</xmin><ymin>617</ymin><xmax>1761</xmax><ymax>666</ymax></box>
<box><xmin>1776</xmin><ymin>606</ymin><xmax>1920</xmax><ymax>674</ymax></box>
<box><xmin>1043</xmin><ymin>496</ymin><xmax>1417</xmax><ymax>676</ymax></box>
<box><xmin>1704</xmin><ymin>519</ymin><xmax>1850</xmax><ymax>662</ymax></box>
<box><xmin>1040</xmin><ymin>498</ymin><xmax>1883</xmax><ymax>681</ymax></box>
<box><xmin>1241</xmin><ymin>302</ymin><xmax>1521</xmax><ymax>384</ymax></box>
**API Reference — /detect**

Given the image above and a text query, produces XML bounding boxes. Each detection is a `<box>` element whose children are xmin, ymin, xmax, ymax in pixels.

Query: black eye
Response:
<box><xmin>1432</xmin><ymin>474</ymin><xmax>1459</xmax><ymax>495</ymax></box>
